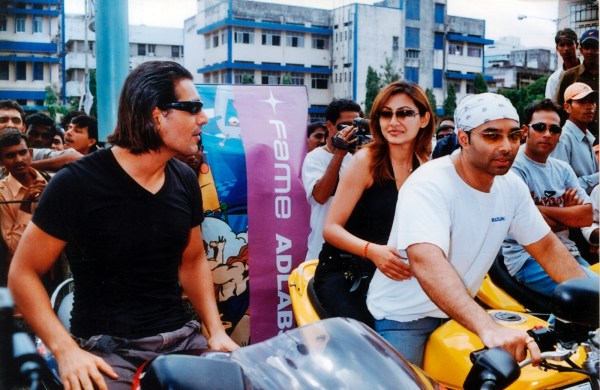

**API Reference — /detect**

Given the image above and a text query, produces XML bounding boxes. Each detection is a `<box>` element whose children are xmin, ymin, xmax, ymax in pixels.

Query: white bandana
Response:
<box><xmin>454</xmin><ymin>93</ymin><xmax>519</xmax><ymax>132</ymax></box>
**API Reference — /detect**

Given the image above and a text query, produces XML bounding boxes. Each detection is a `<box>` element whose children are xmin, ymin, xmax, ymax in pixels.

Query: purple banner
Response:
<box><xmin>233</xmin><ymin>85</ymin><xmax>310</xmax><ymax>342</ymax></box>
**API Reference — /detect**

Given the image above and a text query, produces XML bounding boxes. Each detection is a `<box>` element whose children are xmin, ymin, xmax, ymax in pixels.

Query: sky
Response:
<box><xmin>65</xmin><ymin>0</ymin><xmax>559</xmax><ymax>49</ymax></box>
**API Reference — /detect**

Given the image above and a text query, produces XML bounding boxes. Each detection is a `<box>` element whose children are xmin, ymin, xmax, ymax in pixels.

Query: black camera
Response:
<box><xmin>334</xmin><ymin>118</ymin><xmax>372</xmax><ymax>153</ymax></box>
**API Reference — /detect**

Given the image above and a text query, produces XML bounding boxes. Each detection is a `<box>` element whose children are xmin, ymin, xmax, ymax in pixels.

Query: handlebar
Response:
<box><xmin>519</xmin><ymin>350</ymin><xmax>572</xmax><ymax>368</ymax></box>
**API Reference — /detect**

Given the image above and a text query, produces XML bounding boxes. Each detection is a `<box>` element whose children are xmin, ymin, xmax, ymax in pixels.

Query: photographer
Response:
<box><xmin>315</xmin><ymin>81</ymin><xmax>434</xmax><ymax>326</ymax></box>
<box><xmin>301</xmin><ymin>99</ymin><xmax>362</xmax><ymax>261</ymax></box>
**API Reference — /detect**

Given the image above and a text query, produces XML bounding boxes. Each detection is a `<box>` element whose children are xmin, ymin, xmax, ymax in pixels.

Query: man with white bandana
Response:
<box><xmin>367</xmin><ymin>93</ymin><xmax>590</xmax><ymax>367</ymax></box>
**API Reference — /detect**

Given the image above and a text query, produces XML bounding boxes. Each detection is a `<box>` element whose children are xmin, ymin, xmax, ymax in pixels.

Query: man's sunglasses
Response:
<box><xmin>529</xmin><ymin>122</ymin><xmax>562</xmax><ymax>135</ymax></box>
<box><xmin>161</xmin><ymin>100</ymin><xmax>203</xmax><ymax>115</ymax></box>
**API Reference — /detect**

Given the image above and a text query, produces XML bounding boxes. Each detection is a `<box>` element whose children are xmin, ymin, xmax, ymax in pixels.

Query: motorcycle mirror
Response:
<box><xmin>551</xmin><ymin>278</ymin><xmax>599</xmax><ymax>327</ymax></box>
<box><xmin>463</xmin><ymin>347</ymin><xmax>520</xmax><ymax>390</ymax></box>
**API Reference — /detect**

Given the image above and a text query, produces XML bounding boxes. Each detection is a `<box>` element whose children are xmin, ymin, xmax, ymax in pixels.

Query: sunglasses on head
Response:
<box><xmin>379</xmin><ymin>109</ymin><xmax>420</xmax><ymax>120</ymax></box>
<box><xmin>529</xmin><ymin>122</ymin><xmax>562</xmax><ymax>135</ymax></box>
<box><xmin>161</xmin><ymin>100</ymin><xmax>204</xmax><ymax>115</ymax></box>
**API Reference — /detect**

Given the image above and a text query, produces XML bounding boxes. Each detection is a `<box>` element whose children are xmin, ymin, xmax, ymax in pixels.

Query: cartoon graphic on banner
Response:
<box><xmin>196</xmin><ymin>84</ymin><xmax>310</xmax><ymax>344</ymax></box>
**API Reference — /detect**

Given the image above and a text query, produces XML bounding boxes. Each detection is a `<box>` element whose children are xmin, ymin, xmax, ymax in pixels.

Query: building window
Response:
<box><xmin>434</xmin><ymin>3</ymin><xmax>445</xmax><ymax>24</ymax></box>
<box><xmin>205</xmin><ymin>35</ymin><xmax>210</xmax><ymax>49</ymax></box>
<box><xmin>287</xmin><ymin>72</ymin><xmax>304</xmax><ymax>85</ymax></box>
<box><xmin>234</xmin><ymin>70</ymin><xmax>254</xmax><ymax>84</ymax></box>
<box><xmin>311</xmin><ymin>73</ymin><xmax>329</xmax><ymax>89</ymax></box>
<box><xmin>406</xmin><ymin>0</ymin><xmax>420</xmax><ymax>20</ymax></box>
<box><xmin>286</xmin><ymin>31</ymin><xmax>304</xmax><ymax>48</ymax></box>
<box><xmin>234</xmin><ymin>27</ymin><xmax>254</xmax><ymax>44</ymax></box>
<box><xmin>137</xmin><ymin>44</ymin><xmax>146</xmax><ymax>56</ymax></box>
<box><xmin>16</xmin><ymin>62</ymin><xmax>26</xmax><ymax>80</ymax></box>
<box><xmin>213</xmin><ymin>34</ymin><xmax>219</xmax><ymax>47</ymax></box>
<box><xmin>15</xmin><ymin>15</ymin><xmax>26</xmax><ymax>32</ymax></box>
<box><xmin>433</xmin><ymin>69</ymin><xmax>443</xmax><ymax>88</ymax></box>
<box><xmin>393</xmin><ymin>36</ymin><xmax>399</xmax><ymax>51</ymax></box>
<box><xmin>406</xmin><ymin>49</ymin><xmax>420</xmax><ymax>59</ymax></box>
<box><xmin>33</xmin><ymin>62</ymin><xmax>44</xmax><ymax>80</ymax></box>
<box><xmin>0</xmin><ymin>61</ymin><xmax>8</xmax><ymax>80</ymax></box>
<box><xmin>147</xmin><ymin>44</ymin><xmax>155</xmax><ymax>56</ymax></box>
<box><xmin>262</xmin><ymin>30</ymin><xmax>281</xmax><ymax>46</ymax></box>
<box><xmin>172</xmin><ymin>45</ymin><xmax>181</xmax><ymax>58</ymax></box>
<box><xmin>466</xmin><ymin>82</ymin><xmax>474</xmax><ymax>94</ymax></box>
<box><xmin>261</xmin><ymin>70</ymin><xmax>280</xmax><ymax>85</ymax></box>
<box><xmin>312</xmin><ymin>34</ymin><xmax>329</xmax><ymax>50</ymax></box>
<box><xmin>406</xmin><ymin>0</ymin><xmax>421</xmax><ymax>20</ymax></box>
<box><xmin>405</xmin><ymin>27</ymin><xmax>420</xmax><ymax>49</ymax></box>
<box><xmin>467</xmin><ymin>45</ymin><xmax>482</xmax><ymax>58</ymax></box>
<box><xmin>0</xmin><ymin>14</ymin><xmax>6</xmax><ymax>31</ymax></box>
<box><xmin>405</xmin><ymin>67</ymin><xmax>419</xmax><ymax>83</ymax></box>
<box><xmin>448</xmin><ymin>43</ymin><xmax>463</xmax><ymax>55</ymax></box>
<box><xmin>570</xmin><ymin>3</ymin><xmax>598</xmax><ymax>23</ymax></box>
<box><xmin>33</xmin><ymin>15</ymin><xmax>43</xmax><ymax>33</ymax></box>
<box><xmin>434</xmin><ymin>32</ymin><xmax>444</xmax><ymax>50</ymax></box>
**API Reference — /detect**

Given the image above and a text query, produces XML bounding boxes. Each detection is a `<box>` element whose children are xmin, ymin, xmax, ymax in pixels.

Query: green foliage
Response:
<box><xmin>498</xmin><ymin>76</ymin><xmax>549</xmax><ymax>121</ymax></box>
<box><xmin>379</xmin><ymin>58</ymin><xmax>401</xmax><ymax>85</ymax></box>
<box><xmin>44</xmin><ymin>86</ymin><xmax>67</xmax><ymax>121</ymax></box>
<box><xmin>241</xmin><ymin>73</ymin><xmax>254</xmax><ymax>84</ymax></box>
<box><xmin>443</xmin><ymin>84</ymin><xmax>457</xmax><ymax>117</ymax></box>
<box><xmin>364</xmin><ymin>66</ymin><xmax>381</xmax><ymax>117</ymax></box>
<box><xmin>425</xmin><ymin>88</ymin><xmax>437</xmax><ymax>114</ymax></box>
<box><xmin>473</xmin><ymin>73</ymin><xmax>488</xmax><ymax>94</ymax></box>
<box><xmin>88</xmin><ymin>69</ymin><xmax>97</xmax><ymax>118</ymax></box>
<box><xmin>281</xmin><ymin>73</ymin><xmax>292</xmax><ymax>85</ymax></box>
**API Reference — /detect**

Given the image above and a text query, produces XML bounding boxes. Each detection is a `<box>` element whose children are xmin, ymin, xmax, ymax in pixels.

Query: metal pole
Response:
<box><xmin>95</xmin><ymin>0</ymin><xmax>129</xmax><ymax>142</ymax></box>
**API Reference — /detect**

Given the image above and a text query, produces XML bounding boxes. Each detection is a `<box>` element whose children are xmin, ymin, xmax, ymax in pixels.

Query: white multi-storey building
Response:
<box><xmin>0</xmin><ymin>0</ymin><xmax>62</xmax><ymax>111</ymax></box>
<box><xmin>64</xmin><ymin>14</ymin><xmax>184</xmax><ymax>101</ymax></box>
<box><xmin>185</xmin><ymin>0</ymin><xmax>493</xmax><ymax>119</ymax></box>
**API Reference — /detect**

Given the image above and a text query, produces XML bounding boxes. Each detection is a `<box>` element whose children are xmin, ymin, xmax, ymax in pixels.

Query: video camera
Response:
<box><xmin>334</xmin><ymin>117</ymin><xmax>372</xmax><ymax>153</ymax></box>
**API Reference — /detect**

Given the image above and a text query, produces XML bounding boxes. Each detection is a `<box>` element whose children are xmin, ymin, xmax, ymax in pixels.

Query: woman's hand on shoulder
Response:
<box><xmin>368</xmin><ymin>245</ymin><xmax>413</xmax><ymax>281</ymax></box>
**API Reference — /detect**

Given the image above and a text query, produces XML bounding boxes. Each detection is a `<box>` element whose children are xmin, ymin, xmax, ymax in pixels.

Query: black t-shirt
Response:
<box><xmin>33</xmin><ymin>148</ymin><xmax>203</xmax><ymax>339</ymax></box>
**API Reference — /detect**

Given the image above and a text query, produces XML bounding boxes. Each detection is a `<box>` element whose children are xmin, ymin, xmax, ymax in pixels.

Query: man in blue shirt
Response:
<box><xmin>551</xmin><ymin>82</ymin><xmax>598</xmax><ymax>194</ymax></box>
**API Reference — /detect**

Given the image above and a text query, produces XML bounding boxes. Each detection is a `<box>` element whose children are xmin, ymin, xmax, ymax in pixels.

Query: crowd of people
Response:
<box><xmin>303</xmin><ymin>28</ymin><xmax>598</xmax><ymax>368</ymax></box>
<box><xmin>0</xmin><ymin>26</ymin><xmax>597</xmax><ymax>389</ymax></box>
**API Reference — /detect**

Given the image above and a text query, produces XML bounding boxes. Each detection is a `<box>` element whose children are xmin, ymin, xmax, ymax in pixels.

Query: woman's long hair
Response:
<box><xmin>367</xmin><ymin>80</ymin><xmax>434</xmax><ymax>185</ymax></box>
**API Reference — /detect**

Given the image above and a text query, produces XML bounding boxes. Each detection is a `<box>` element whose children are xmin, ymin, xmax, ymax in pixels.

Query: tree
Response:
<box><xmin>498</xmin><ymin>75</ymin><xmax>549</xmax><ymax>120</ymax></box>
<box><xmin>425</xmin><ymin>88</ymin><xmax>437</xmax><ymax>115</ymax></box>
<box><xmin>443</xmin><ymin>84</ymin><xmax>457</xmax><ymax>117</ymax></box>
<box><xmin>473</xmin><ymin>73</ymin><xmax>488</xmax><ymax>94</ymax></box>
<box><xmin>241</xmin><ymin>73</ymin><xmax>254</xmax><ymax>84</ymax></box>
<box><xmin>44</xmin><ymin>86</ymin><xmax>67</xmax><ymax>121</ymax></box>
<box><xmin>364</xmin><ymin>66</ymin><xmax>381</xmax><ymax>117</ymax></box>
<box><xmin>379</xmin><ymin>58</ymin><xmax>401</xmax><ymax>85</ymax></box>
<box><xmin>281</xmin><ymin>73</ymin><xmax>292</xmax><ymax>85</ymax></box>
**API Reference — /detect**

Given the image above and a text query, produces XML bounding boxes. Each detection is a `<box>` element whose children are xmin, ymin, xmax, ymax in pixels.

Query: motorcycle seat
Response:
<box><xmin>488</xmin><ymin>252</ymin><xmax>551</xmax><ymax>315</ymax></box>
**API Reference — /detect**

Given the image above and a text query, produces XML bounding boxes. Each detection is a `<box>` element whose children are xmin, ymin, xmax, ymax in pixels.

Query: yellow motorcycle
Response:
<box><xmin>289</xmin><ymin>260</ymin><xmax>599</xmax><ymax>389</ymax></box>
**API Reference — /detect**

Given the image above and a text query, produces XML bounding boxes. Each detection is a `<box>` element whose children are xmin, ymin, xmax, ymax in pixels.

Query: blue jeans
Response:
<box><xmin>514</xmin><ymin>256</ymin><xmax>598</xmax><ymax>297</ymax></box>
<box><xmin>374</xmin><ymin>317</ymin><xmax>446</xmax><ymax>367</ymax></box>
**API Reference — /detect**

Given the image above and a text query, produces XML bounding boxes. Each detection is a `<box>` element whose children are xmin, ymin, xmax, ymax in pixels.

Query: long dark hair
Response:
<box><xmin>107</xmin><ymin>61</ymin><xmax>193</xmax><ymax>154</ymax></box>
<box><xmin>367</xmin><ymin>80</ymin><xmax>434</xmax><ymax>185</ymax></box>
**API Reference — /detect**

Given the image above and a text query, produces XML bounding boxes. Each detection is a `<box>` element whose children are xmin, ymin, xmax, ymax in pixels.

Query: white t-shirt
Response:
<box><xmin>301</xmin><ymin>147</ymin><xmax>352</xmax><ymax>260</ymax></box>
<box><xmin>367</xmin><ymin>156</ymin><xmax>550</xmax><ymax>322</ymax></box>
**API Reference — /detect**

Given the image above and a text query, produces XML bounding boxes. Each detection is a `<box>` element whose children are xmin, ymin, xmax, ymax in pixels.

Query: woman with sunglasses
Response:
<box><xmin>314</xmin><ymin>80</ymin><xmax>434</xmax><ymax>327</ymax></box>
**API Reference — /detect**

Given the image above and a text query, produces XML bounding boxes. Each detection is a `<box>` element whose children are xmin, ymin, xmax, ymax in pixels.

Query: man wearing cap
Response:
<box><xmin>367</xmin><ymin>93</ymin><xmax>590</xmax><ymax>367</ymax></box>
<box><xmin>551</xmin><ymin>82</ymin><xmax>598</xmax><ymax>194</ymax></box>
<box><xmin>555</xmin><ymin>29</ymin><xmax>599</xmax><ymax>138</ymax></box>
<box><xmin>545</xmin><ymin>28</ymin><xmax>580</xmax><ymax>100</ymax></box>
<box><xmin>502</xmin><ymin>99</ymin><xmax>596</xmax><ymax>298</ymax></box>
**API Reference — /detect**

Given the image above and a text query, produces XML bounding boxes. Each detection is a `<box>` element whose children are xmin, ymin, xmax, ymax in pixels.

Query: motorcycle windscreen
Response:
<box><xmin>229</xmin><ymin>317</ymin><xmax>441</xmax><ymax>390</ymax></box>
